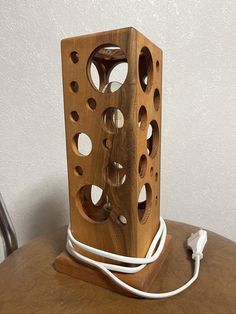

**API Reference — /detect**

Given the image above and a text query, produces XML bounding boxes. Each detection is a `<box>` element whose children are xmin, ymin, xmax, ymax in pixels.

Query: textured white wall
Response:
<box><xmin>0</xmin><ymin>0</ymin><xmax>235</xmax><ymax>260</ymax></box>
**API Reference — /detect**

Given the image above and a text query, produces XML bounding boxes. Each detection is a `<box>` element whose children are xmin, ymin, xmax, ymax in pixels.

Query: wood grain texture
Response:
<box><xmin>0</xmin><ymin>221</ymin><xmax>236</xmax><ymax>314</ymax></box>
<box><xmin>61</xmin><ymin>27</ymin><xmax>162</xmax><ymax>262</ymax></box>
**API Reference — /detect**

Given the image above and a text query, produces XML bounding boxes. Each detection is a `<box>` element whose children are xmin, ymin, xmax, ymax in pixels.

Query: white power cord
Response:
<box><xmin>66</xmin><ymin>217</ymin><xmax>207</xmax><ymax>298</ymax></box>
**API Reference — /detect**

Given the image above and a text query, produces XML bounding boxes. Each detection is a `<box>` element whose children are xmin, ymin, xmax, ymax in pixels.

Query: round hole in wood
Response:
<box><xmin>147</xmin><ymin>120</ymin><xmax>159</xmax><ymax>158</ymax></box>
<box><xmin>70</xmin><ymin>111</ymin><xmax>79</xmax><ymax>122</ymax></box>
<box><xmin>106</xmin><ymin>162</ymin><xmax>126</xmax><ymax>186</ymax></box>
<box><xmin>73</xmin><ymin>133</ymin><xmax>92</xmax><ymax>156</ymax></box>
<box><xmin>87</xmin><ymin>98</ymin><xmax>96</xmax><ymax>111</ymax></box>
<box><xmin>155</xmin><ymin>195</ymin><xmax>158</xmax><ymax>205</ymax></box>
<box><xmin>150</xmin><ymin>167</ymin><xmax>154</xmax><ymax>176</ymax></box>
<box><xmin>155</xmin><ymin>172</ymin><xmax>158</xmax><ymax>181</ymax></box>
<box><xmin>156</xmin><ymin>60</ymin><xmax>160</xmax><ymax>72</ymax></box>
<box><xmin>77</xmin><ymin>185</ymin><xmax>112</xmax><ymax>222</ymax></box>
<box><xmin>70</xmin><ymin>51</ymin><xmax>79</xmax><ymax>64</ymax></box>
<box><xmin>74</xmin><ymin>165</ymin><xmax>83</xmax><ymax>176</ymax></box>
<box><xmin>154</xmin><ymin>88</ymin><xmax>160</xmax><ymax>111</ymax></box>
<box><xmin>103</xmin><ymin>107</ymin><xmax>124</xmax><ymax>133</ymax></box>
<box><xmin>138</xmin><ymin>106</ymin><xmax>147</xmax><ymax>130</ymax></box>
<box><xmin>138</xmin><ymin>183</ymin><xmax>152</xmax><ymax>223</ymax></box>
<box><xmin>103</xmin><ymin>138</ymin><xmax>112</xmax><ymax>150</ymax></box>
<box><xmin>87</xmin><ymin>45</ymin><xmax>128</xmax><ymax>93</ymax></box>
<box><xmin>70</xmin><ymin>81</ymin><xmax>79</xmax><ymax>93</ymax></box>
<box><xmin>138</xmin><ymin>155</ymin><xmax>147</xmax><ymax>178</ymax></box>
<box><xmin>138</xmin><ymin>47</ymin><xmax>153</xmax><ymax>92</ymax></box>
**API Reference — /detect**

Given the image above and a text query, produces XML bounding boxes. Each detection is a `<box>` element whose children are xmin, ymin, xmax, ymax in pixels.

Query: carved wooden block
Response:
<box><xmin>61</xmin><ymin>27</ymin><xmax>162</xmax><ymax>262</ymax></box>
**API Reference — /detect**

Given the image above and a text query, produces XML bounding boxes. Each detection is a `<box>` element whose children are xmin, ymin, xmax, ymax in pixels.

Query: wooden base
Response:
<box><xmin>54</xmin><ymin>234</ymin><xmax>171</xmax><ymax>297</ymax></box>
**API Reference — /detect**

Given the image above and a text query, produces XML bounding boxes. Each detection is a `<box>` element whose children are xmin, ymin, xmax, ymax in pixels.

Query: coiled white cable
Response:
<box><xmin>66</xmin><ymin>217</ymin><xmax>207</xmax><ymax>299</ymax></box>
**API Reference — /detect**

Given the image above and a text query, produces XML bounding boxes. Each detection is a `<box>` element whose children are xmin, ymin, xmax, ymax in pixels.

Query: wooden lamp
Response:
<box><xmin>55</xmin><ymin>27</ymin><xmax>171</xmax><ymax>295</ymax></box>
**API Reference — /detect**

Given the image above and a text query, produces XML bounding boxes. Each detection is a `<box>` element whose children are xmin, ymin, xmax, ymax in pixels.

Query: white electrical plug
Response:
<box><xmin>187</xmin><ymin>229</ymin><xmax>207</xmax><ymax>260</ymax></box>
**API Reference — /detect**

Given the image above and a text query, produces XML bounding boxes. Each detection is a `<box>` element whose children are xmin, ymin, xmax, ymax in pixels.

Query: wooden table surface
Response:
<box><xmin>0</xmin><ymin>220</ymin><xmax>236</xmax><ymax>314</ymax></box>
